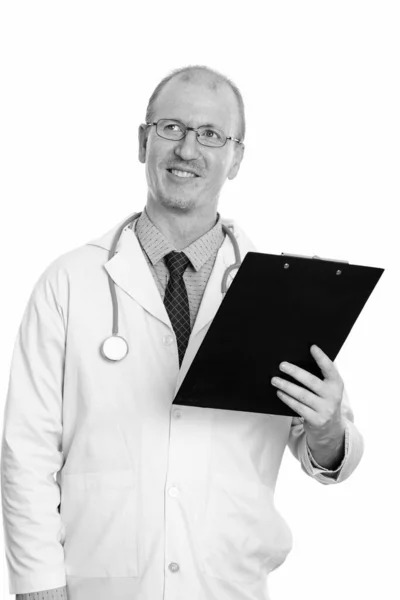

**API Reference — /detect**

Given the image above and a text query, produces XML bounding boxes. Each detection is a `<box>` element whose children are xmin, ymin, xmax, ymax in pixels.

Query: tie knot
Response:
<box><xmin>164</xmin><ymin>251</ymin><xmax>191</xmax><ymax>278</ymax></box>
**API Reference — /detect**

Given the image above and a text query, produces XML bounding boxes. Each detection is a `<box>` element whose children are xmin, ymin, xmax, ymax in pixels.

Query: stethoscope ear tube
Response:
<box><xmin>221</xmin><ymin>225</ymin><xmax>241</xmax><ymax>295</ymax></box>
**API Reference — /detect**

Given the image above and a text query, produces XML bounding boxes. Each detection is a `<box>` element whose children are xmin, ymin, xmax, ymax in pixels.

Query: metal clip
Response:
<box><xmin>281</xmin><ymin>253</ymin><xmax>349</xmax><ymax>264</ymax></box>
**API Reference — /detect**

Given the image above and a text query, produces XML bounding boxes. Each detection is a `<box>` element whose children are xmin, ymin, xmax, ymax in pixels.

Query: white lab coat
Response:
<box><xmin>1</xmin><ymin>212</ymin><xmax>364</xmax><ymax>600</ymax></box>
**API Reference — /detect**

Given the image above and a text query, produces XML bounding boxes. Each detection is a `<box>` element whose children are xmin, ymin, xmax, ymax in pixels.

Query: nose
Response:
<box><xmin>174</xmin><ymin>129</ymin><xmax>201</xmax><ymax>161</ymax></box>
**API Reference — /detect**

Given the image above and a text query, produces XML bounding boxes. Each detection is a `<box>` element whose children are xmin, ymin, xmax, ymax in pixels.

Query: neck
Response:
<box><xmin>144</xmin><ymin>199</ymin><xmax>219</xmax><ymax>250</ymax></box>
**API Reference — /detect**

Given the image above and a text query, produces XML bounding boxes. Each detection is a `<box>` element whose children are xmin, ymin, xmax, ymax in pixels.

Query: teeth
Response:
<box><xmin>171</xmin><ymin>169</ymin><xmax>196</xmax><ymax>178</ymax></box>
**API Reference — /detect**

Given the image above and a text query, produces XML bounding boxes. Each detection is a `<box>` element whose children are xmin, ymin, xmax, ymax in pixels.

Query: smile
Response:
<box><xmin>167</xmin><ymin>169</ymin><xmax>199</xmax><ymax>179</ymax></box>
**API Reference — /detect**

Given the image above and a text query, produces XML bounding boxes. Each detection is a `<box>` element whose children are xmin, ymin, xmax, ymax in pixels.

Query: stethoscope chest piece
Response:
<box><xmin>101</xmin><ymin>335</ymin><xmax>129</xmax><ymax>361</ymax></box>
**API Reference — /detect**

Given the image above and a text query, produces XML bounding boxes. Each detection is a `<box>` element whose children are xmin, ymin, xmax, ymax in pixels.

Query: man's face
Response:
<box><xmin>138</xmin><ymin>75</ymin><xmax>244</xmax><ymax>212</ymax></box>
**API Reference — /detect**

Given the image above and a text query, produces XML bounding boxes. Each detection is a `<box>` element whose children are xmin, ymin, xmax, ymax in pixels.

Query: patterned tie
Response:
<box><xmin>164</xmin><ymin>251</ymin><xmax>191</xmax><ymax>367</ymax></box>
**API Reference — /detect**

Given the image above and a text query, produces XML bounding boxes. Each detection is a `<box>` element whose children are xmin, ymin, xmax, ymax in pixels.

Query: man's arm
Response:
<box><xmin>1</xmin><ymin>265</ymin><xmax>67</xmax><ymax>595</ymax></box>
<box><xmin>272</xmin><ymin>345</ymin><xmax>364</xmax><ymax>484</ymax></box>
<box><xmin>306</xmin><ymin>417</ymin><xmax>346</xmax><ymax>470</ymax></box>
<box><xmin>288</xmin><ymin>386</ymin><xmax>364</xmax><ymax>483</ymax></box>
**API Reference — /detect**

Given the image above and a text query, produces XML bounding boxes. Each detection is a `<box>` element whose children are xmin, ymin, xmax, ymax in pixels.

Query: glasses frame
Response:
<box><xmin>146</xmin><ymin>118</ymin><xmax>243</xmax><ymax>147</ymax></box>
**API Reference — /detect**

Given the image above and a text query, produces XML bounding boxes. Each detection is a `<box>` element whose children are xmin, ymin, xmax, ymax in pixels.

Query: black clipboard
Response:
<box><xmin>173</xmin><ymin>252</ymin><xmax>384</xmax><ymax>417</ymax></box>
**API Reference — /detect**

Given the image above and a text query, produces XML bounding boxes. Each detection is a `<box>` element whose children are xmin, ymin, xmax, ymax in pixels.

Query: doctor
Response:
<box><xmin>1</xmin><ymin>65</ymin><xmax>364</xmax><ymax>600</ymax></box>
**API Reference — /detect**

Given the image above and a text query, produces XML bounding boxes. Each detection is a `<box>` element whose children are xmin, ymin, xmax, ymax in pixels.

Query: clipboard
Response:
<box><xmin>173</xmin><ymin>252</ymin><xmax>384</xmax><ymax>417</ymax></box>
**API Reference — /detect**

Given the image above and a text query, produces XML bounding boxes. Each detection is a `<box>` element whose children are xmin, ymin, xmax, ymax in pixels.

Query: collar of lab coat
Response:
<box><xmin>87</xmin><ymin>211</ymin><xmax>255</xmax><ymax>342</ymax></box>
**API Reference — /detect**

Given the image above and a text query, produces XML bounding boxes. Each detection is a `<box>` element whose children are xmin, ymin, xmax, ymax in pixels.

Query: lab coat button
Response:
<box><xmin>173</xmin><ymin>410</ymin><xmax>182</xmax><ymax>419</ymax></box>
<box><xmin>163</xmin><ymin>335</ymin><xmax>174</xmax><ymax>345</ymax></box>
<box><xmin>168</xmin><ymin>562</ymin><xmax>180</xmax><ymax>573</ymax></box>
<box><xmin>168</xmin><ymin>486</ymin><xmax>180</xmax><ymax>497</ymax></box>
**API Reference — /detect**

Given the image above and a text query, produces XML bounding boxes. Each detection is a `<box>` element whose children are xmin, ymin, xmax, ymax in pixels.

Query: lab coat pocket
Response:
<box><xmin>60</xmin><ymin>470</ymin><xmax>138</xmax><ymax>578</ymax></box>
<box><xmin>200</xmin><ymin>476</ymin><xmax>293</xmax><ymax>583</ymax></box>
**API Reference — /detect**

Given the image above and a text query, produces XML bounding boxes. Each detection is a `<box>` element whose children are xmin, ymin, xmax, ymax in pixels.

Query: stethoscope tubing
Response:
<box><xmin>104</xmin><ymin>211</ymin><xmax>241</xmax><ymax>359</ymax></box>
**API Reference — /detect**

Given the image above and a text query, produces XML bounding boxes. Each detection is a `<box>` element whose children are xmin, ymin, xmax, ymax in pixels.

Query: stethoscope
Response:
<box><xmin>101</xmin><ymin>211</ymin><xmax>242</xmax><ymax>361</ymax></box>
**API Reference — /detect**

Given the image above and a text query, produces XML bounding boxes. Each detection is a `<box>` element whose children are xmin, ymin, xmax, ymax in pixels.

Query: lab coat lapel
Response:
<box><xmin>177</xmin><ymin>231</ymin><xmax>237</xmax><ymax>385</ymax></box>
<box><xmin>190</xmin><ymin>231</ymin><xmax>235</xmax><ymax>339</ymax></box>
<box><xmin>103</xmin><ymin>227</ymin><xmax>171</xmax><ymax>329</ymax></box>
<box><xmin>90</xmin><ymin>216</ymin><xmax>237</xmax><ymax>357</ymax></box>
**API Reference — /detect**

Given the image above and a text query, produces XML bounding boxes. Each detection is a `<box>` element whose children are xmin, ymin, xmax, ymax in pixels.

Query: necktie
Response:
<box><xmin>164</xmin><ymin>251</ymin><xmax>191</xmax><ymax>367</ymax></box>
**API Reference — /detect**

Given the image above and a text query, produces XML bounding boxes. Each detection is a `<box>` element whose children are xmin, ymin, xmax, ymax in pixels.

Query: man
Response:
<box><xmin>1</xmin><ymin>65</ymin><xmax>364</xmax><ymax>600</ymax></box>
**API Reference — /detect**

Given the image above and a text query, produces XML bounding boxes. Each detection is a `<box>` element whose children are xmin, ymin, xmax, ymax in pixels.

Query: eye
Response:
<box><xmin>164</xmin><ymin>122</ymin><xmax>184</xmax><ymax>133</ymax></box>
<box><xmin>202</xmin><ymin>129</ymin><xmax>219</xmax><ymax>139</ymax></box>
<box><xmin>197</xmin><ymin>127</ymin><xmax>225</xmax><ymax>144</ymax></box>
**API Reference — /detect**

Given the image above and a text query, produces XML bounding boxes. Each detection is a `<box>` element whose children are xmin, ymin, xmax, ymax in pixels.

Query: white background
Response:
<box><xmin>0</xmin><ymin>1</ymin><xmax>399</xmax><ymax>599</ymax></box>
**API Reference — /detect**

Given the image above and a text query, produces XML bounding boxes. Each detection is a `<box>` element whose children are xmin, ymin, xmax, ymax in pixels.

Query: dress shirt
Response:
<box><xmin>15</xmin><ymin>208</ymin><xmax>348</xmax><ymax>600</ymax></box>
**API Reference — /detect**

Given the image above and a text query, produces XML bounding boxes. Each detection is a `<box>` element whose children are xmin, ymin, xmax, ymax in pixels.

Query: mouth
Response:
<box><xmin>167</xmin><ymin>168</ymin><xmax>200</xmax><ymax>179</ymax></box>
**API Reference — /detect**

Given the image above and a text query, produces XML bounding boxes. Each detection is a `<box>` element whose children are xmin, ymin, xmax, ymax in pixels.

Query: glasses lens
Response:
<box><xmin>197</xmin><ymin>126</ymin><xmax>226</xmax><ymax>147</ymax></box>
<box><xmin>156</xmin><ymin>119</ymin><xmax>185</xmax><ymax>140</ymax></box>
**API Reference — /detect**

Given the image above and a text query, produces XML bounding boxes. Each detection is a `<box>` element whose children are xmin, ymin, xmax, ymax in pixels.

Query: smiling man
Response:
<box><xmin>2</xmin><ymin>65</ymin><xmax>364</xmax><ymax>600</ymax></box>
<box><xmin>138</xmin><ymin>67</ymin><xmax>245</xmax><ymax>248</ymax></box>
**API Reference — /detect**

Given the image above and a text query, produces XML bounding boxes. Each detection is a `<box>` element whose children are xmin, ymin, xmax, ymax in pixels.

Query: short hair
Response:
<box><xmin>145</xmin><ymin>65</ymin><xmax>246</xmax><ymax>142</ymax></box>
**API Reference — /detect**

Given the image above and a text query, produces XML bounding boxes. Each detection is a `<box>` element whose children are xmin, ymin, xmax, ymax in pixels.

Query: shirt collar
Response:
<box><xmin>134</xmin><ymin>207</ymin><xmax>225</xmax><ymax>272</ymax></box>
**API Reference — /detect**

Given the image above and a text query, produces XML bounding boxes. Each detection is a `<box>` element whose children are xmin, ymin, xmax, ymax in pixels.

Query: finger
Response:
<box><xmin>310</xmin><ymin>345</ymin><xmax>339</xmax><ymax>381</ymax></box>
<box><xmin>276</xmin><ymin>390</ymin><xmax>315</xmax><ymax>423</ymax></box>
<box><xmin>271</xmin><ymin>377</ymin><xmax>318</xmax><ymax>411</ymax></box>
<box><xmin>279</xmin><ymin>361</ymin><xmax>324</xmax><ymax>395</ymax></box>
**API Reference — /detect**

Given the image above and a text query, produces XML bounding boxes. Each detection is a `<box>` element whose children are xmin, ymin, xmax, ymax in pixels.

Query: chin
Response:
<box><xmin>159</xmin><ymin>193</ymin><xmax>197</xmax><ymax>212</ymax></box>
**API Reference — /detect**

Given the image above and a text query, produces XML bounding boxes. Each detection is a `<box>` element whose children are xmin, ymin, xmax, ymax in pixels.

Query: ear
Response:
<box><xmin>138</xmin><ymin>124</ymin><xmax>149</xmax><ymax>164</ymax></box>
<box><xmin>227</xmin><ymin>143</ymin><xmax>245</xmax><ymax>180</ymax></box>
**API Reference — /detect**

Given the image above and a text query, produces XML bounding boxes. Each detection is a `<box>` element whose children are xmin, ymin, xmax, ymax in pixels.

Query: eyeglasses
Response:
<box><xmin>146</xmin><ymin>118</ymin><xmax>243</xmax><ymax>148</ymax></box>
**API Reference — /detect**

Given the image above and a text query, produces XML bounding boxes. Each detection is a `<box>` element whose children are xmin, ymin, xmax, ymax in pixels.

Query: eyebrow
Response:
<box><xmin>200</xmin><ymin>123</ymin><xmax>222</xmax><ymax>130</ymax></box>
<box><xmin>171</xmin><ymin>118</ymin><xmax>222</xmax><ymax>130</ymax></box>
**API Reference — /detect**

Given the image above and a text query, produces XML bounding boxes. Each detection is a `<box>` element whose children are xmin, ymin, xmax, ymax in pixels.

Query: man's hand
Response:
<box><xmin>271</xmin><ymin>345</ymin><xmax>346</xmax><ymax>467</ymax></box>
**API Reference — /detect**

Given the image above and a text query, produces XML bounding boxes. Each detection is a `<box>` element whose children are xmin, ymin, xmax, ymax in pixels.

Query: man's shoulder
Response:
<box><xmin>42</xmin><ymin>212</ymin><xmax>137</xmax><ymax>275</ymax></box>
<box><xmin>35</xmin><ymin>212</ymin><xmax>258</xmax><ymax>295</ymax></box>
<box><xmin>31</xmin><ymin>213</ymin><xmax>135</xmax><ymax>299</ymax></box>
<box><xmin>86</xmin><ymin>211</ymin><xmax>137</xmax><ymax>252</ymax></box>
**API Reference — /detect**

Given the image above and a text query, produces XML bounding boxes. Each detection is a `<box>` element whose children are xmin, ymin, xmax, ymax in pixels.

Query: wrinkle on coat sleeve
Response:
<box><xmin>286</xmin><ymin>387</ymin><xmax>364</xmax><ymax>485</ymax></box>
<box><xmin>1</xmin><ymin>264</ymin><xmax>68</xmax><ymax>595</ymax></box>
<box><xmin>16</xmin><ymin>585</ymin><xmax>68</xmax><ymax>600</ymax></box>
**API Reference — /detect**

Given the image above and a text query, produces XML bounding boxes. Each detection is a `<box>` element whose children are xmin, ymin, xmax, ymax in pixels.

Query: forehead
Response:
<box><xmin>152</xmin><ymin>74</ymin><xmax>238</xmax><ymax>132</ymax></box>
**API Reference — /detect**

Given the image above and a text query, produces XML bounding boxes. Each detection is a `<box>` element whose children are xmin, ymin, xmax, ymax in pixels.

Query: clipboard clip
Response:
<box><xmin>281</xmin><ymin>253</ymin><xmax>349</xmax><ymax>264</ymax></box>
